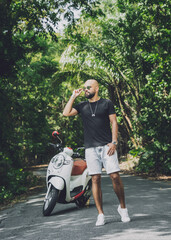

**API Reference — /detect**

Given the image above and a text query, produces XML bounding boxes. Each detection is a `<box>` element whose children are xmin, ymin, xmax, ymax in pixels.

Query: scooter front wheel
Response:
<box><xmin>43</xmin><ymin>186</ymin><xmax>59</xmax><ymax>216</ymax></box>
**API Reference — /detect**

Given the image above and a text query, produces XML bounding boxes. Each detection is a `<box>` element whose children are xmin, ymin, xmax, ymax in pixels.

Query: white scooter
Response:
<box><xmin>43</xmin><ymin>131</ymin><xmax>92</xmax><ymax>216</ymax></box>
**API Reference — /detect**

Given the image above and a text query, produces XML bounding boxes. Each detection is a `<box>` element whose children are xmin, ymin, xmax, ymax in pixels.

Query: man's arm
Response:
<box><xmin>107</xmin><ymin>114</ymin><xmax>118</xmax><ymax>156</ymax></box>
<box><xmin>110</xmin><ymin>114</ymin><xmax>118</xmax><ymax>143</ymax></box>
<box><xmin>63</xmin><ymin>88</ymin><xmax>82</xmax><ymax>117</ymax></box>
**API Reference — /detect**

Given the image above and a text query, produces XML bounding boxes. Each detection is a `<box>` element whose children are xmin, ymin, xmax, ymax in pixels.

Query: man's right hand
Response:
<box><xmin>63</xmin><ymin>89</ymin><xmax>82</xmax><ymax>116</ymax></box>
<box><xmin>72</xmin><ymin>88</ymin><xmax>83</xmax><ymax>99</ymax></box>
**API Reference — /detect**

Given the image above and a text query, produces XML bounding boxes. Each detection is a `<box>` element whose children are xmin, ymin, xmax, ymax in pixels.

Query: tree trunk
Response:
<box><xmin>108</xmin><ymin>82</ymin><xmax>139</xmax><ymax>149</ymax></box>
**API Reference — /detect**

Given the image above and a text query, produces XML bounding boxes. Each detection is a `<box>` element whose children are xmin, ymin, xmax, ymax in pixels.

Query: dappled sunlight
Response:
<box><xmin>0</xmin><ymin>213</ymin><xmax>7</xmax><ymax>222</ymax></box>
<box><xmin>91</xmin><ymin>227</ymin><xmax>171</xmax><ymax>240</ymax></box>
<box><xmin>152</xmin><ymin>187</ymin><xmax>171</xmax><ymax>191</ymax></box>
<box><xmin>1</xmin><ymin>174</ymin><xmax>171</xmax><ymax>240</ymax></box>
<box><xmin>133</xmin><ymin>213</ymin><xmax>150</xmax><ymax>217</ymax></box>
<box><xmin>26</xmin><ymin>197</ymin><xmax>44</xmax><ymax>204</ymax></box>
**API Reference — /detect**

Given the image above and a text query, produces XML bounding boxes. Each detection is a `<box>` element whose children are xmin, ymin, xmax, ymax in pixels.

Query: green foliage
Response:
<box><xmin>6</xmin><ymin>169</ymin><xmax>29</xmax><ymax>194</ymax></box>
<box><xmin>0</xmin><ymin>187</ymin><xmax>13</xmax><ymax>203</ymax></box>
<box><xmin>61</xmin><ymin>0</ymin><xmax>171</xmax><ymax>174</ymax></box>
<box><xmin>0</xmin><ymin>0</ymin><xmax>100</xmax><ymax>204</ymax></box>
<box><xmin>0</xmin><ymin>35</ymin><xmax>58</xmax><ymax>167</ymax></box>
<box><xmin>129</xmin><ymin>148</ymin><xmax>144</xmax><ymax>158</ymax></box>
<box><xmin>0</xmin><ymin>0</ymin><xmax>170</xmax><ymax>196</ymax></box>
<box><xmin>136</xmin><ymin>142</ymin><xmax>171</xmax><ymax>175</ymax></box>
<box><xmin>0</xmin><ymin>168</ymin><xmax>38</xmax><ymax>204</ymax></box>
<box><xmin>0</xmin><ymin>0</ymin><xmax>99</xmax><ymax>76</ymax></box>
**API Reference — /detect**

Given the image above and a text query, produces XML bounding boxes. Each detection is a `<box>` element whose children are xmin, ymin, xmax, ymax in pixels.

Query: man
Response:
<box><xmin>63</xmin><ymin>79</ymin><xmax>130</xmax><ymax>226</ymax></box>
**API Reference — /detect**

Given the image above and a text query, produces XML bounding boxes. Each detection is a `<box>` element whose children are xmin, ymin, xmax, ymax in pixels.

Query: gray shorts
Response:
<box><xmin>85</xmin><ymin>145</ymin><xmax>120</xmax><ymax>175</ymax></box>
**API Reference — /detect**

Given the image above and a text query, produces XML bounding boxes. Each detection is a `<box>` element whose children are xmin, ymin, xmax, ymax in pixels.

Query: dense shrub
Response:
<box><xmin>0</xmin><ymin>168</ymin><xmax>38</xmax><ymax>204</ymax></box>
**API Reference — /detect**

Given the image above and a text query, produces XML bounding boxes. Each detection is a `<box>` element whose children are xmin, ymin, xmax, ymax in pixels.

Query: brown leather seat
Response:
<box><xmin>71</xmin><ymin>160</ymin><xmax>87</xmax><ymax>176</ymax></box>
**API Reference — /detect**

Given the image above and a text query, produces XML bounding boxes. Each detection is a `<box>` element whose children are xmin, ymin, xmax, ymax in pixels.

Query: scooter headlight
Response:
<box><xmin>51</xmin><ymin>154</ymin><xmax>65</xmax><ymax>169</ymax></box>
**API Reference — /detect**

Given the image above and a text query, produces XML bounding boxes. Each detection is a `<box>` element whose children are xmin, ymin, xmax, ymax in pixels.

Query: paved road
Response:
<box><xmin>0</xmin><ymin>172</ymin><xmax>171</xmax><ymax>240</ymax></box>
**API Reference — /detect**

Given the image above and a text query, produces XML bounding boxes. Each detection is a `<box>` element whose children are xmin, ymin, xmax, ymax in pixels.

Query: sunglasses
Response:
<box><xmin>83</xmin><ymin>86</ymin><xmax>92</xmax><ymax>91</ymax></box>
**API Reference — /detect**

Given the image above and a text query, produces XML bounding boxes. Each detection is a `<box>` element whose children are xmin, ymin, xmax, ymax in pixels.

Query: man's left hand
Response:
<box><xmin>107</xmin><ymin>143</ymin><xmax>116</xmax><ymax>156</ymax></box>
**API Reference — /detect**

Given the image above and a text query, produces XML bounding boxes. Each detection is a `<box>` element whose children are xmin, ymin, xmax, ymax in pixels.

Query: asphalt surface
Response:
<box><xmin>0</xmin><ymin>170</ymin><xmax>171</xmax><ymax>240</ymax></box>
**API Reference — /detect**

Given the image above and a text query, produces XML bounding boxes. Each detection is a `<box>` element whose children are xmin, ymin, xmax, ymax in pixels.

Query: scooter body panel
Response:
<box><xmin>49</xmin><ymin>176</ymin><xmax>65</xmax><ymax>190</ymax></box>
<box><xmin>70</xmin><ymin>168</ymin><xmax>90</xmax><ymax>191</ymax></box>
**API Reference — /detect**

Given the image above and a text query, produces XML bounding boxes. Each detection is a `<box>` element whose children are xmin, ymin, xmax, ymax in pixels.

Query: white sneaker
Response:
<box><xmin>95</xmin><ymin>213</ymin><xmax>105</xmax><ymax>226</ymax></box>
<box><xmin>117</xmin><ymin>205</ymin><xmax>131</xmax><ymax>222</ymax></box>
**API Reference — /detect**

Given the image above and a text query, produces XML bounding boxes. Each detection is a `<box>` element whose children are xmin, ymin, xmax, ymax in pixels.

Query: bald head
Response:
<box><xmin>85</xmin><ymin>79</ymin><xmax>99</xmax><ymax>89</ymax></box>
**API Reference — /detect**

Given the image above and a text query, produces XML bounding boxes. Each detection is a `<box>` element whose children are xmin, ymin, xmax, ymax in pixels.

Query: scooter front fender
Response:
<box><xmin>49</xmin><ymin>176</ymin><xmax>65</xmax><ymax>190</ymax></box>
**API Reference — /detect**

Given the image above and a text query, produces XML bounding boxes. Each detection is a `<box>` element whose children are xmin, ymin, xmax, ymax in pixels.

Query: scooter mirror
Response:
<box><xmin>52</xmin><ymin>130</ymin><xmax>62</xmax><ymax>144</ymax></box>
<box><xmin>52</xmin><ymin>131</ymin><xmax>59</xmax><ymax>138</ymax></box>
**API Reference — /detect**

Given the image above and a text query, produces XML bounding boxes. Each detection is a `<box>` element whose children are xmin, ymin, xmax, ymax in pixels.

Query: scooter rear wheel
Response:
<box><xmin>75</xmin><ymin>179</ymin><xmax>92</xmax><ymax>208</ymax></box>
<box><xmin>75</xmin><ymin>196</ymin><xmax>90</xmax><ymax>208</ymax></box>
<box><xmin>43</xmin><ymin>186</ymin><xmax>59</xmax><ymax>216</ymax></box>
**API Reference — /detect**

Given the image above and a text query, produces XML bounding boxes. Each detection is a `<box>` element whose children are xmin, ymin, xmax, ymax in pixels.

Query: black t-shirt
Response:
<box><xmin>74</xmin><ymin>98</ymin><xmax>115</xmax><ymax>148</ymax></box>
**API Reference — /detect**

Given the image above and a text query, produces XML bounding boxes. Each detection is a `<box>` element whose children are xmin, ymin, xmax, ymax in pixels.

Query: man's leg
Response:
<box><xmin>110</xmin><ymin>172</ymin><xmax>130</xmax><ymax>222</ymax></box>
<box><xmin>92</xmin><ymin>174</ymin><xmax>103</xmax><ymax>214</ymax></box>
<box><xmin>85</xmin><ymin>147</ymin><xmax>106</xmax><ymax>225</ymax></box>
<box><xmin>92</xmin><ymin>174</ymin><xmax>106</xmax><ymax>226</ymax></box>
<box><xmin>103</xmin><ymin>148</ymin><xmax>124</xmax><ymax>207</ymax></box>
<box><xmin>110</xmin><ymin>172</ymin><xmax>125</xmax><ymax>208</ymax></box>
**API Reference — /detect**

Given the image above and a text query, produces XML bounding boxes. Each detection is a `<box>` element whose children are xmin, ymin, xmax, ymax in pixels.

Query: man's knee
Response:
<box><xmin>92</xmin><ymin>174</ymin><xmax>101</xmax><ymax>184</ymax></box>
<box><xmin>110</xmin><ymin>172</ymin><xmax>120</xmax><ymax>183</ymax></box>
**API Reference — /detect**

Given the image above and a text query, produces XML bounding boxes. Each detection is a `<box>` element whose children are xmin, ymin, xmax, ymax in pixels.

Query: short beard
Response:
<box><xmin>85</xmin><ymin>92</ymin><xmax>95</xmax><ymax>99</ymax></box>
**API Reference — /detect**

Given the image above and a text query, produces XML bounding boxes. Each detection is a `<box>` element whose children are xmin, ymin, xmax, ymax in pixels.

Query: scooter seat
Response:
<box><xmin>71</xmin><ymin>160</ymin><xmax>87</xmax><ymax>176</ymax></box>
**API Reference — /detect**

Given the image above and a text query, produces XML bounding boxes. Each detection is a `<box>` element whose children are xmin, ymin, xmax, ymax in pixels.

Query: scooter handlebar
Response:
<box><xmin>72</xmin><ymin>147</ymin><xmax>85</xmax><ymax>158</ymax></box>
<box><xmin>72</xmin><ymin>152</ymin><xmax>81</xmax><ymax>158</ymax></box>
<box><xmin>48</xmin><ymin>143</ymin><xmax>62</xmax><ymax>149</ymax></box>
<box><xmin>48</xmin><ymin>143</ymin><xmax>85</xmax><ymax>157</ymax></box>
<box><xmin>76</xmin><ymin>147</ymin><xmax>85</xmax><ymax>151</ymax></box>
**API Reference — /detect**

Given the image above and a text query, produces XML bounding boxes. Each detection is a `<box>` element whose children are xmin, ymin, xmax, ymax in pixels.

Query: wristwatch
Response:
<box><xmin>112</xmin><ymin>141</ymin><xmax>118</xmax><ymax>146</ymax></box>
